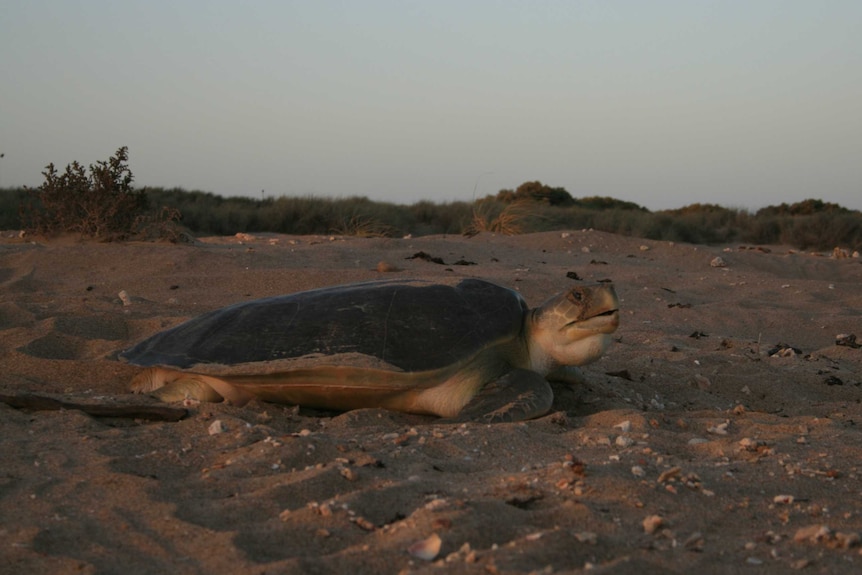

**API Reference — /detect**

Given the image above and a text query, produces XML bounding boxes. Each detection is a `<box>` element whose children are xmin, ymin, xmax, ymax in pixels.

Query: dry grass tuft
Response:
<box><xmin>331</xmin><ymin>214</ymin><xmax>394</xmax><ymax>238</ymax></box>
<box><xmin>465</xmin><ymin>199</ymin><xmax>532</xmax><ymax>236</ymax></box>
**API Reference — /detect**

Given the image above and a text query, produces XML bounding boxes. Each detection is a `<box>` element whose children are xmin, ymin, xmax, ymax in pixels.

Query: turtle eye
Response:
<box><xmin>567</xmin><ymin>290</ymin><xmax>583</xmax><ymax>304</ymax></box>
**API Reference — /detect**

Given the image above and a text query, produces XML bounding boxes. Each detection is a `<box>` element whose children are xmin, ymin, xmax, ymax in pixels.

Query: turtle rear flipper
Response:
<box><xmin>444</xmin><ymin>369</ymin><xmax>553</xmax><ymax>424</ymax></box>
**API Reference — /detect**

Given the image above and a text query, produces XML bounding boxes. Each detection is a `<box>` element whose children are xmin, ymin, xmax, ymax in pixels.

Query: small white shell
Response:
<box><xmin>408</xmin><ymin>533</ymin><xmax>442</xmax><ymax>561</ymax></box>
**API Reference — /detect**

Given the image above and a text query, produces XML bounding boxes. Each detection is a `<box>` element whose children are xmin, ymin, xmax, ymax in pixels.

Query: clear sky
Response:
<box><xmin>2</xmin><ymin>1</ymin><xmax>860</xmax><ymax>211</ymax></box>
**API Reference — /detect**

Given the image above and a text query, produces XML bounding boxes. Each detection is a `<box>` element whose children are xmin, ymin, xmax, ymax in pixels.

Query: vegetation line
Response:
<box><xmin>1</xmin><ymin>148</ymin><xmax>859</xmax><ymax>251</ymax></box>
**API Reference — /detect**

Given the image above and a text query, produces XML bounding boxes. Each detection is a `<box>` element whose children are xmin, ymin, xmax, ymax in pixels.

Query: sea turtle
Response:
<box><xmin>121</xmin><ymin>278</ymin><xmax>619</xmax><ymax>422</ymax></box>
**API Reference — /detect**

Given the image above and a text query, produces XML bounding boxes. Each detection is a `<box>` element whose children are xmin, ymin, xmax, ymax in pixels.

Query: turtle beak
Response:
<box><xmin>560</xmin><ymin>284</ymin><xmax>620</xmax><ymax>334</ymax></box>
<box><xmin>568</xmin><ymin>308</ymin><xmax>619</xmax><ymax>333</ymax></box>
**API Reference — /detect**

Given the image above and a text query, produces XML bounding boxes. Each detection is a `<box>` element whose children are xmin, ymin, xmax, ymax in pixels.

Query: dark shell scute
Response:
<box><xmin>121</xmin><ymin>279</ymin><xmax>528</xmax><ymax>372</ymax></box>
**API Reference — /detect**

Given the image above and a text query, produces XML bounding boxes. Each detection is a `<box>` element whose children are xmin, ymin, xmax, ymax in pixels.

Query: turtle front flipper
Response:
<box><xmin>444</xmin><ymin>369</ymin><xmax>553</xmax><ymax>424</ymax></box>
<box><xmin>130</xmin><ymin>367</ymin><xmax>252</xmax><ymax>406</ymax></box>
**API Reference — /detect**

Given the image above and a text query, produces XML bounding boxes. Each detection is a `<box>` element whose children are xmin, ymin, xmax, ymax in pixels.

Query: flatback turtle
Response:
<box><xmin>121</xmin><ymin>278</ymin><xmax>619</xmax><ymax>422</ymax></box>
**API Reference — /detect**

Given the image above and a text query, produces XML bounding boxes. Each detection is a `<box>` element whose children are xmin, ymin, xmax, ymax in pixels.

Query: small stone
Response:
<box><xmin>707</xmin><ymin>421</ymin><xmax>730</xmax><ymax>435</ymax></box>
<box><xmin>835</xmin><ymin>531</ymin><xmax>861</xmax><ymax>549</ymax></box>
<box><xmin>773</xmin><ymin>494</ymin><xmax>795</xmax><ymax>505</ymax></box>
<box><xmin>614</xmin><ymin>420</ymin><xmax>632</xmax><ymax>432</ymax></box>
<box><xmin>658</xmin><ymin>467</ymin><xmax>682</xmax><ymax>483</ymax></box>
<box><xmin>340</xmin><ymin>467</ymin><xmax>357</xmax><ymax>481</ymax></box>
<box><xmin>208</xmin><ymin>420</ymin><xmax>227</xmax><ymax>435</ymax></box>
<box><xmin>118</xmin><ymin>290</ymin><xmax>132</xmax><ymax>306</ymax></box>
<box><xmin>710</xmin><ymin>256</ymin><xmax>727</xmax><ymax>268</ymax></box>
<box><xmin>738</xmin><ymin>437</ymin><xmax>762</xmax><ymax>451</ymax></box>
<box><xmin>376</xmin><ymin>261</ymin><xmax>400</xmax><ymax>273</ymax></box>
<box><xmin>692</xmin><ymin>374</ymin><xmax>711</xmax><ymax>390</ymax></box>
<box><xmin>352</xmin><ymin>516</ymin><xmax>376</xmax><ymax>531</ymax></box>
<box><xmin>794</xmin><ymin>524</ymin><xmax>830</xmax><ymax>543</ymax></box>
<box><xmin>683</xmin><ymin>532</ymin><xmax>705</xmax><ymax>551</ymax></box>
<box><xmin>643</xmin><ymin>514</ymin><xmax>664</xmax><ymax>534</ymax></box>
<box><xmin>615</xmin><ymin>435</ymin><xmax>634</xmax><ymax>448</ymax></box>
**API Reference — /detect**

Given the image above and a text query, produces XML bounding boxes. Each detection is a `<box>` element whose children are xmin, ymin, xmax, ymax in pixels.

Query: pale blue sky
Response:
<box><xmin>2</xmin><ymin>1</ymin><xmax>860</xmax><ymax>211</ymax></box>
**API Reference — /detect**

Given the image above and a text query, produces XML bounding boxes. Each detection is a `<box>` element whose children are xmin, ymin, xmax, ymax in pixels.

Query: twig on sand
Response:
<box><xmin>0</xmin><ymin>393</ymin><xmax>187</xmax><ymax>422</ymax></box>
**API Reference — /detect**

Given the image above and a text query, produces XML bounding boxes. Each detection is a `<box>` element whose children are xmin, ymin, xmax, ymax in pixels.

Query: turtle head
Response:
<box><xmin>528</xmin><ymin>283</ymin><xmax>619</xmax><ymax>372</ymax></box>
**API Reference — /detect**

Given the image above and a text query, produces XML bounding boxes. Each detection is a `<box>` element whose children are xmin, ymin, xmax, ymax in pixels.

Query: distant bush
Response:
<box><xmin>3</xmin><ymin>172</ymin><xmax>860</xmax><ymax>250</ymax></box>
<box><xmin>21</xmin><ymin>147</ymin><xmax>146</xmax><ymax>240</ymax></box>
<box><xmin>19</xmin><ymin>147</ymin><xmax>181</xmax><ymax>241</ymax></box>
<box><xmin>572</xmin><ymin>196</ymin><xmax>647</xmax><ymax>212</ymax></box>
<box><xmin>0</xmin><ymin>188</ymin><xmax>28</xmax><ymax>230</ymax></box>
<box><xmin>756</xmin><ymin>199</ymin><xmax>851</xmax><ymax>217</ymax></box>
<box><xmin>495</xmin><ymin>180</ymin><xmax>575</xmax><ymax>206</ymax></box>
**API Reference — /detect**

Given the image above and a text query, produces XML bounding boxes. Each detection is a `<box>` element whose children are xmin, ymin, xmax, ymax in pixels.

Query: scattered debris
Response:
<box><xmin>614</xmin><ymin>420</ymin><xmax>632</xmax><ymax>432</ymax></box>
<box><xmin>574</xmin><ymin>531</ymin><xmax>598</xmax><ymax>544</ymax></box>
<box><xmin>376</xmin><ymin>261</ymin><xmax>400</xmax><ymax>273</ymax></box>
<box><xmin>707</xmin><ymin>420</ymin><xmax>730</xmax><ymax>435</ymax></box>
<box><xmin>208</xmin><ymin>420</ymin><xmax>227</xmax><ymax>435</ymax></box>
<box><xmin>643</xmin><ymin>514</ymin><xmax>665</xmax><ymax>534</ymax></box>
<box><xmin>657</xmin><ymin>467</ymin><xmax>682</xmax><ymax>484</ymax></box>
<box><xmin>351</xmin><ymin>516</ymin><xmax>376</xmax><ymax>531</ymax></box>
<box><xmin>793</xmin><ymin>525</ymin><xmax>861</xmax><ymax>549</ymax></box>
<box><xmin>768</xmin><ymin>343</ymin><xmax>802</xmax><ymax>357</ymax></box>
<box><xmin>691</xmin><ymin>374</ymin><xmax>711</xmax><ymax>390</ymax></box>
<box><xmin>835</xmin><ymin>333</ymin><xmax>860</xmax><ymax>348</ymax></box>
<box><xmin>407</xmin><ymin>251</ymin><xmax>446</xmax><ymax>265</ymax></box>
<box><xmin>118</xmin><ymin>290</ymin><xmax>132</xmax><ymax>306</ymax></box>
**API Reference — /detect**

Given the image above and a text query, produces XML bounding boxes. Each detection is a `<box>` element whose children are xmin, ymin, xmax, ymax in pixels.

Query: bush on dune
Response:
<box><xmin>20</xmin><ymin>147</ymin><xmax>181</xmax><ymax>241</ymax></box>
<box><xmin>4</xmin><ymin>160</ymin><xmax>860</xmax><ymax>251</ymax></box>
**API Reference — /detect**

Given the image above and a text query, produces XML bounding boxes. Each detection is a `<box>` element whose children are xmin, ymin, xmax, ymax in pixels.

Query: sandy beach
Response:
<box><xmin>1</xmin><ymin>230</ymin><xmax>860</xmax><ymax>574</ymax></box>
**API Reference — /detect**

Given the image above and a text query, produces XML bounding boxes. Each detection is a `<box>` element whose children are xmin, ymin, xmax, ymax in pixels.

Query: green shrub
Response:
<box><xmin>22</xmin><ymin>147</ymin><xmax>147</xmax><ymax>240</ymax></box>
<box><xmin>0</xmin><ymin>187</ymin><xmax>28</xmax><ymax>229</ymax></box>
